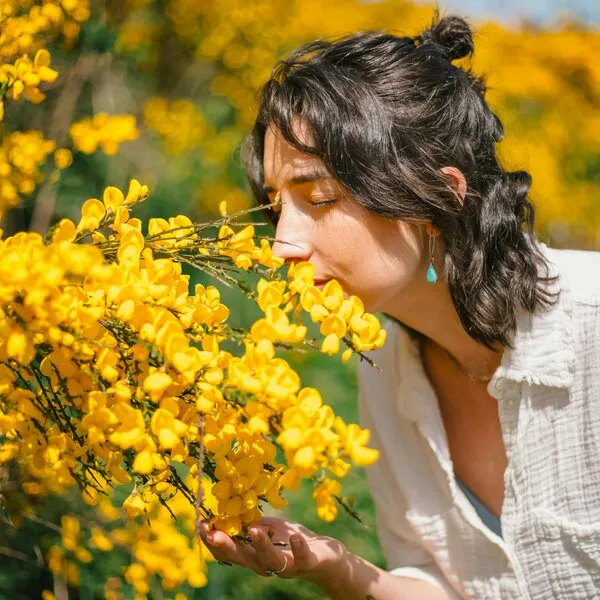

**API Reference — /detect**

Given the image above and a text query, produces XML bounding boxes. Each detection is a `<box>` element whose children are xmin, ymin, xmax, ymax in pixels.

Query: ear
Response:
<box><xmin>425</xmin><ymin>222</ymin><xmax>440</xmax><ymax>238</ymax></box>
<box><xmin>440</xmin><ymin>166</ymin><xmax>467</xmax><ymax>207</ymax></box>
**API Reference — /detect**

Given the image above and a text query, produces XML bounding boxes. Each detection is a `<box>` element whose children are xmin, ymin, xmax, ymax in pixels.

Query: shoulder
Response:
<box><xmin>543</xmin><ymin>245</ymin><xmax>600</xmax><ymax>306</ymax></box>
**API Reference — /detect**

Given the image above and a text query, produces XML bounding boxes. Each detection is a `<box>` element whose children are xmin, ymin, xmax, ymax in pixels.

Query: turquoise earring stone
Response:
<box><xmin>426</xmin><ymin>262</ymin><xmax>438</xmax><ymax>284</ymax></box>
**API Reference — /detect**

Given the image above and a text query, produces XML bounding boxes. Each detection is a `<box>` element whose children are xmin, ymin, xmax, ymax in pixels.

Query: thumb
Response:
<box><xmin>289</xmin><ymin>534</ymin><xmax>316</xmax><ymax>572</ymax></box>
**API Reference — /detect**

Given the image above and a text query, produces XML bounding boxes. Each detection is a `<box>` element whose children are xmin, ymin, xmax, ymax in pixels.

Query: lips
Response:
<box><xmin>313</xmin><ymin>279</ymin><xmax>330</xmax><ymax>289</ymax></box>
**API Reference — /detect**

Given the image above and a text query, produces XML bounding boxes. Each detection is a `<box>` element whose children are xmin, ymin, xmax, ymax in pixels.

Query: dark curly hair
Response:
<box><xmin>240</xmin><ymin>12</ymin><xmax>558</xmax><ymax>349</ymax></box>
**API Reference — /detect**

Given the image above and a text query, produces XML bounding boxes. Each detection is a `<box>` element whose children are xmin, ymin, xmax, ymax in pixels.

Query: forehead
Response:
<box><xmin>263</xmin><ymin>121</ymin><xmax>324</xmax><ymax>182</ymax></box>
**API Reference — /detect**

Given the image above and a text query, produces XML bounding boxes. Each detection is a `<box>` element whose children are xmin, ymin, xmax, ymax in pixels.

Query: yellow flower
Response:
<box><xmin>90</xmin><ymin>528</ymin><xmax>114</xmax><ymax>552</ymax></box>
<box><xmin>52</xmin><ymin>219</ymin><xmax>77</xmax><ymax>243</ymax></box>
<box><xmin>321</xmin><ymin>333</ymin><xmax>340</xmax><ymax>355</ymax></box>
<box><xmin>341</xmin><ymin>348</ymin><xmax>353</xmax><ymax>363</ymax></box>
<box><xmin>133</xmin><ymin>450</ymin><xmax>155</xmax><ymax>474</ymax></box>
<box><xmin>102</xmin><ymin>185</ymin><xmax>125</xmax><ymax>212</ymax></box>
<box><xmin>320</xmin><ymin>313</ymin><xmax>347</xmax><ymax>338</ymax></box>
<box><xmin>54</xmin><ymin>148</ymin><xmax>73</xmax><ymax>169</ymax></box>
<box><xmin>257</xmin><ymin>279</ymin><xmax>285</xmax><ymax>312</ymax></box>
<box><xmin>124</xmin><ymin>562</ymin><xmax>149</xmax><ymax>593</ymax></box>
<box><xmin>321</xmin><ymin>280</ymin><xmax>344</xmax><ymax>311</ymax></box>
<box><xmin>312</xmin><ymin>478</ymin><xmax>341</xmax><ymax>522</ymax></box>
<box><xmin>124</xmin><ymin>178</ymin><xmax>150</xmax><ymax>205</ymax></box>
<box><xmin>143</xmin><ymin>371</ymin><xmax>173</xmax><ymax>402</ymax></box>
<box><xmin>69</xmin><ymin>113</ymin><xmax>139</xmax><ymax>155</ymax></box>
<box><xmin>61</xmin><ymin>515</ymin><xmax>80</xmax><ymax>550</ymax></box>
<box><xmin>287</xmin><ymin>261</ymin><xmax>315</xmax><ymax>294</ymax></box>
<box><xmin>123</xmin><ymin>491</ymin><xmax>147</xmax><ymax>518</ymax></box>
<box><xmin>108</xmin><ymin>405</ymin><xmax>146</xmax><ymax>449</ymax></box>
<box><xmin>77</xmin><ymin>198</ymin><xmax>105</xmax><ymax>232</ymax></box>
<box><xmin>293</xmin><ymin>446</ymin><xmax>316</xmax><ymax>471</ymax></box>
<box><xmin>150</xmin><ymin>408</ymin><xmax>186</xmax><ymax>449</ymax></box>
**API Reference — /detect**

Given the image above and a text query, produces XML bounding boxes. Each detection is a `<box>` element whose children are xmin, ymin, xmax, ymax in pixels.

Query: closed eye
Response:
<box><xmin>308</xmin><ymin>198</ymin><xmax>337</xmax><ymax>208</ymax></box>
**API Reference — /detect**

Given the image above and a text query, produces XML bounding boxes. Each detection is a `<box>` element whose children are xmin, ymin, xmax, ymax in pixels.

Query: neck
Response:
<box><xmin>383</xmin><ymin>276</ymin><xmax>503</xmax><ymax>380</ymax></box>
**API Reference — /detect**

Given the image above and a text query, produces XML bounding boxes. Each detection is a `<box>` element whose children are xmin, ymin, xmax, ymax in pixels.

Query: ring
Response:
<box><xmin>264</xmin><ymin>552</ymin><xmax>287</xmax><ymax>577</ymax></box>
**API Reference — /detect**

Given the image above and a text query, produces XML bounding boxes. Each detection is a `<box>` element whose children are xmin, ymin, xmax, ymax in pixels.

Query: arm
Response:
<box><xmin>305</xmin><ymin>544</ymin><xmax>452</xmax><ymax>600</ymax></box>
<box><xmin>198</xmin><ymin>514</ymin><xmax>453</xmax><ymax>600</ymax></box>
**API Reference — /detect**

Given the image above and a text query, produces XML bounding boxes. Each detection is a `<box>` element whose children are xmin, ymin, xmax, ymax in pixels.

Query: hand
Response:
<box><xmin>197</xmin><ymin>516</ymin><xmax>348</xmax><ymax>582</ymax></box>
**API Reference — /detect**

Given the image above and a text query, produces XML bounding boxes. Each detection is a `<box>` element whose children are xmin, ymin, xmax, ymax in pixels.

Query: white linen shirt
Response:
<box><xmin>357</xmin><ymin>245</ymin><xmax>600</xmax><ymax>599</ymax></box>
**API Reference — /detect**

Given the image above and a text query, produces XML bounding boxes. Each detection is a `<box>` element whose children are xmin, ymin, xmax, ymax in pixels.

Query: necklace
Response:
<box><xmin>440</xmin><ymin>345</ymin><xmax>495</xmax><ymax>383</ymax></box>
<box><xmin>421</xmin><ymin>337</ymin><xmax>495</xmax><ymax>384</ymax></box>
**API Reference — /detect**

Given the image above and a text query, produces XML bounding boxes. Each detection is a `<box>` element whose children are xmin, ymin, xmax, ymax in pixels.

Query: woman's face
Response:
<box><xmin>263</xmin><ymin>121</ymin><xmax>428</xmax><ymax>314</ymax></box>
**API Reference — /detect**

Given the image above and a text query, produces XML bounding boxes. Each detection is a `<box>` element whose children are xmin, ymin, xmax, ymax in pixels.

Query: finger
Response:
<box><xmin>289</xmin><ymin>534</ymin><xmax>317</xmax><ymax>574</ymax></box>
<box><xmin>249</xmin><ymin>525</ymin><xmax>289</xmax><ymax>576</ymax></box>
<box><xmin>257</xmin><ymin>516</ymin><xmax>298</xmax><ymax>533</ymax></box>
<box><xmin>257</xmin><ymin>517</ymin><xmax>309</xmax><ymax>539</ymax></box>
<box><xmin>197</xmin><ymin>521</ymin><xmax>219</xmax><ymax>553</ymax></box>
<box><xmin>199</xmin><ymin>524</ymin><xmax>256</xmax><ymax>567</ymax></box>
<box><xmin>197</xmin><ymin>520</ymin><xmax>210</xmax><ymax>538</ymax></box>
<box><xmin>253</xmin><ymin>521</ymin><xmax>288</xmax><ymax>547</ymax></box>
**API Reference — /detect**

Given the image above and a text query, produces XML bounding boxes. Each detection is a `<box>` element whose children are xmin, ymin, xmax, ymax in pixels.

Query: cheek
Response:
<box><xmin>324</xmin><ymin>219</ymin><xmax>422</xmax><ymax>307</ymax></box>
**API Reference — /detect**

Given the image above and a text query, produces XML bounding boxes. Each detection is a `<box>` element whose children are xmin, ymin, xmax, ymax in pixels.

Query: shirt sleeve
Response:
<box><xmin>378</xmin><ymin>506</ymin><xmax>462</xmax><ymax>599</ymax></box>
<box><xmin>356</xmin><ymin>340</ymin><xmax>462</xmax><ymax>600</ymax></box>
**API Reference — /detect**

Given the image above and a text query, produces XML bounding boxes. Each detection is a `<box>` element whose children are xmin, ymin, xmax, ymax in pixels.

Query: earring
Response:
<box><xmin>426</xmin><ymin>233</ymin><xmax>438</xmax><ymax>284</ymax></box>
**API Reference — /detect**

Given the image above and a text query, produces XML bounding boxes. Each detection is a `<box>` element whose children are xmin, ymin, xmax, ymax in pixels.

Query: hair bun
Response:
<box><xmin>420</xmin><ymin>14</ymin><xmax>474</xmax><ymax>61</ymax></box>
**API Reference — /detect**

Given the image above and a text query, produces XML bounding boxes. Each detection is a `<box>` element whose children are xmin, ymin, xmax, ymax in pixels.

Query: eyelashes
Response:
<box><xmin>308</xmin><ymin>197</ymin><xmax>337</xmax><ymax>208</ymax></box>
<box><xmin>267</xmin><ymin>196</ymin><xmax>337</xmax><ymax>216</ymax></box>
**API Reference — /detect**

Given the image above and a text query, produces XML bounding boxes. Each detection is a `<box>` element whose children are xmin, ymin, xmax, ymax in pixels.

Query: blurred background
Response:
<box><xmin>1</xmin><ymin>0</ymin><xmax>599</xmax><ymax>598</ymax></box>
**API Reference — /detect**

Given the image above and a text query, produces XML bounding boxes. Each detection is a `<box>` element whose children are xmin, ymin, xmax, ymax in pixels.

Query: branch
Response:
<box><xmin>0</xmin><ymin>545</ymin><xmax>45</xmax><ymax>567</ymax></box>
<box><xmin>29</xmin><ymin>53</ymin><xmax>106</xmax><ymax>235</ymax></box>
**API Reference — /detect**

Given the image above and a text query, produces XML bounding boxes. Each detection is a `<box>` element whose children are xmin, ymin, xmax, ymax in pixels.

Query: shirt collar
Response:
<box><xmin>488</xmin><ymin>246</ymin><xmax>575</xmax><ymax>394</ymax></box>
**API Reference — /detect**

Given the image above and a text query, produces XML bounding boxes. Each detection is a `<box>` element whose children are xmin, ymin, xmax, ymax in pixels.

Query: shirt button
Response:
<box><xmin>506</xmin><ymin>399</ymin><xmax>515</xmax><ymax>407</ymax></box>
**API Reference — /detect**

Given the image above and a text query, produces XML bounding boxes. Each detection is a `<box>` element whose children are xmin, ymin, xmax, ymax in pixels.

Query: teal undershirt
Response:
<box><xmin>455</xmin><ymin>475</ymin><xmax>503</xmax><ymax>539</ymax></box>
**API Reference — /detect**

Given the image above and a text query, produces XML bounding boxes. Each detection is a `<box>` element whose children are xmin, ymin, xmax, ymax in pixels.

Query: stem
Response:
<box><xmin>30</xmin><ymin>53</ymin><xmax>105</xmax><ymax>235</ymax></box>
<box><xmin>194</xmin><ymin>413</ymin><xmax>206</xmax><ymax>537</ymax></box>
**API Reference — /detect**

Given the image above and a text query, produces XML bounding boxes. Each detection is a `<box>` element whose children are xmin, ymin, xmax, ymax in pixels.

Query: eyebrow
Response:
<box><xmin>262</xmin><ymin>168</ymin><xmax>332</xmax><ymax>194</ymax></box>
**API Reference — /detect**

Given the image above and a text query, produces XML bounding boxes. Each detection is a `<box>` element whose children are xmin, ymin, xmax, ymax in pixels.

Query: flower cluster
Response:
<box><xmin>0</xmin><ymin>0</ymin><xmax>91</xmax><ymax>122</ymax></box>
<box><xmin>143</xmin><ymin>97</ymin><xmax>209</xmax><ymax>155</ymax></box>
<box><xmin>216</xmin><ymin>222</ymin><xmax>283</xmax><ymax>271</ymax></box>
<box><xmin>0</xmin><ymin>180</ymin><xmax>384</xmax><ymax>593</ymax></box>
<box><xmin>69</xmin><ymin>113</ymin><xmax>140</xmax><ymax>155</ymax></box>
<box><xmin>0</xmin><ymin>1</ymin><xmax>90</xmax><ymax>64</ymax></box>
<box><xmin>0</xmin><ymin>129</ymin><xmax>56</xmax><ymax>214</ymax></box>
<box><xmin>255</xmin><ymin>261</ymin><xmax>387</xmax><ymax>360</ymax></box>
<box><xmin>0</xmin><ymin>1</ymin><xmax>92</xmax><ymax>217</ymax></box>
<box><xmin>0</xmin><ymin>49</ymin><xmax>59</xmax><ymax>119</ymax></box>
<box><xmin>45</xmin><ymin>476</ymin><xmax>216</xmax><ymax>594</ymax></box>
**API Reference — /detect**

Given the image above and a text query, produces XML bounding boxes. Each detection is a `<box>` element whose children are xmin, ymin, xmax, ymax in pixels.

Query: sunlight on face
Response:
<box><xmin>263</xmin><ymin>119</ymin><xmax>426</xmax><ymax>314</ymax></box>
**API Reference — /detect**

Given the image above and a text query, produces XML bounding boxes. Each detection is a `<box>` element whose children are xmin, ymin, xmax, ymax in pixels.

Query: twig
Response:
<box><xmin>0</xmin><ymin>545</ymin><xmax>31</xmax><ymax>562</ymax></box>
<box><xmin>30</xmin><ymin>52</ymin><xmax>105</xmax><ymax>234</ymax></box>
<box><xmin>194</xmin><ymin>413</ymin><xmax>206</xmax><ymax>539</ymax></box>
<box><xmin>22</xmin><ymin>513</ymin><xmax>62</xmax><ymax>533</ymax></box>
<box><xmin>53</xmin><ymin>572</ymin><xmax>68</xmax><ymax>600</ymax></box>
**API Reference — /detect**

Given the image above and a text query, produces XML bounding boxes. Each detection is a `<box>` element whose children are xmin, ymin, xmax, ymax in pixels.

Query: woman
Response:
<box><xmin>198</xmin><ymin>14</ymin><xmax>600</xmax><ymax>599</ymax></box>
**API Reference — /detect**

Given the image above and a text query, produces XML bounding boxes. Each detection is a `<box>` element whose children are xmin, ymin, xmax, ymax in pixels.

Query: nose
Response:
<box><xmin>271</xmin><ymin>200</ymin><xmax>312</xmax><ymax>264</ymax></box>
